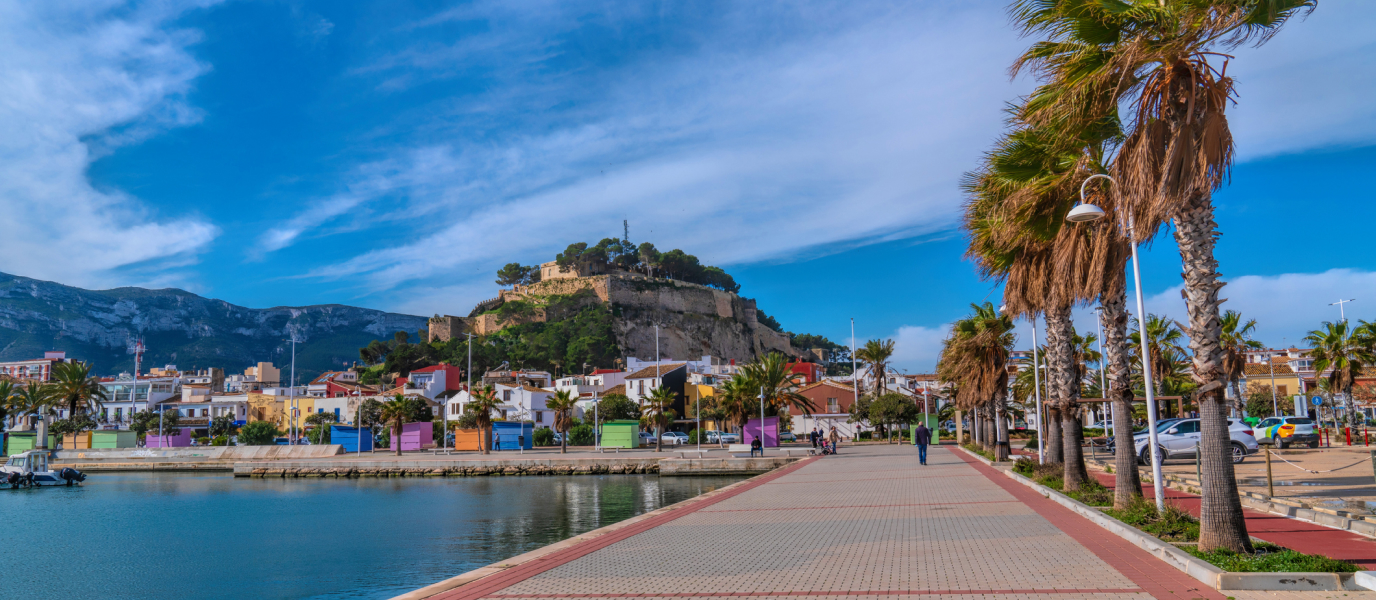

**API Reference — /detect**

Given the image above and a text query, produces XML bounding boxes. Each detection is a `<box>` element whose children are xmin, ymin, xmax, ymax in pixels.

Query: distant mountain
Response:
<box><xmin>0</xmin><ymin>272</ymin><xmax>427</xmax><ymax>383</ymax></box>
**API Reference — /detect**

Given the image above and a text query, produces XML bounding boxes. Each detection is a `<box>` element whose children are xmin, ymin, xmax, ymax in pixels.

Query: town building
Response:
<box><xmin>0</xmin><ymin>351</ymin><xmax>77</xmax><ymax>381</ymax></box>
<box><xmin>625</xmin><ymin>363</ymin><xmax>688</xmax><ymax>427</ymax></box>
<box><xmin>398</xmin><ymin>364</ymin><xmax>464</xmax><ymax>400</ymax></box>
<box><xmin>791</xmin><ymin>379</ymin><xmax>860</xmax><ymax>439</ymax></box>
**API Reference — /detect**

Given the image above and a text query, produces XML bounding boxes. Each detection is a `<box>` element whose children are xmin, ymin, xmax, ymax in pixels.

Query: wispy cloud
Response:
<box><xmin>0</xmin><ymin>0</ymin><xmax>220</xmax><ymax>288</ymax></box>
<box><xmin>270</xmin><ymin>2</ymin><xmax>1030</xmax><ymax>315</ymax></box>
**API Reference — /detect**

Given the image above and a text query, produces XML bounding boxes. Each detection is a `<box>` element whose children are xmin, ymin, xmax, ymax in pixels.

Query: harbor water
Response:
<box><xmin>0</xmin><ymin>472</ymin><xmax>743</xmax><ymax>599</ymax></box>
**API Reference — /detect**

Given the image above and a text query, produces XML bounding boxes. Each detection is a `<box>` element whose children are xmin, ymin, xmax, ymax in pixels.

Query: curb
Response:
<box><xmin>966</xmin><ymin>448</ymin><xmax>1375</xmax><ymax>592</ymax></box>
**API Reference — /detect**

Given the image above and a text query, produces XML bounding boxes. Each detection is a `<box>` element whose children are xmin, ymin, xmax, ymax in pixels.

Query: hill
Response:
<box><xmin>0</xmin><ymin>272</ymin><xmax>427</xmax><ymax>382</ymax></box>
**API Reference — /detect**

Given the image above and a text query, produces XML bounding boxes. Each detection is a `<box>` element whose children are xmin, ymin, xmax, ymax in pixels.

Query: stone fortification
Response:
<box><xmin>429</xmin><ymin>273</ymin><xmax>800</xmax><ymax>362</ymax></box>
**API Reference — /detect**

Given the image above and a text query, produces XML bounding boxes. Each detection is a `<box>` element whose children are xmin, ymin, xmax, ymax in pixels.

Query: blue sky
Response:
<box><xmin>5</xmin><ymin>1</ymin><xmax>1376</xmax><ymax>373</ymax></box>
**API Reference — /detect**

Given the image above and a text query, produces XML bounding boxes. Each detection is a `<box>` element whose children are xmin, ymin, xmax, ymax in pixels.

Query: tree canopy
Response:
<box><xmin>537</xmin><ymin>238</ymin><xmax>740</xmax><ymax>292</ymax></box>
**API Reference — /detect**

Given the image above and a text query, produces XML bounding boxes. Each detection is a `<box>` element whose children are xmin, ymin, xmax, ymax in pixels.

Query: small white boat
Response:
<box><xmin>1</xmin><ymin>450</ymin><xmax>85</xmax><ymax>487</ymax></box>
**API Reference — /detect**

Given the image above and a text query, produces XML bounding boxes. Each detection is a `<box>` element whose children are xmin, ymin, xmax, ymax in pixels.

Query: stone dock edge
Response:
<box><xmin>232</xmin><ymin>455</ymin><xmax>801</xmax><ymax>478</ymax></box>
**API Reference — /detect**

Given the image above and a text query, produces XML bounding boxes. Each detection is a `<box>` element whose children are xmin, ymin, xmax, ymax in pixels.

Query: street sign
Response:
<box><xmin>1312</xmin><ymin>396</ymin><xmax>1324</xmax><ymax>406</ymax></box>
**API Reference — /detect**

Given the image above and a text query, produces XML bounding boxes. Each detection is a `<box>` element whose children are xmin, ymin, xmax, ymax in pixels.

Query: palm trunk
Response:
<box><xmin>394</xmin><ymin>420</ymin><xmax>402</xmax><ymax>457</ymax></box>
<box><xmin>994</xmin><ymin>390</ymin><xmax>1010</xmax><ymax>461</ymax></box>
<box><xmin>984</xmin><ymin>401</ymin><xmax>997</xmax><ymax>453</ymax></box>
<box><xmin>1101</xmin><ymin>285</ymin><xmax>1143</xmax><ymax>509</ymax></box>
<box><xmin>1175</xmin><ymin>191</ymin><xmax>1251</xmax><ymax>553</ymax></box>
<box><xmin>1046</xmin><ymin>303</ymin><xmax>1087</xmax><ymax>489</ymax></box>
<box><xmin>1045</xmin><ymin>405</ymin><xmax>1063</xmax><ymax>463</ymax></box>
<box><xmin>561</xmin><ymin>428</ymin><xmax>567</xmax><ymax>454</ymax></box>
<box><xmin>1231</xmin><ymin>380</ymin><xmax>1245</xmax><ymax>419</ymax></box>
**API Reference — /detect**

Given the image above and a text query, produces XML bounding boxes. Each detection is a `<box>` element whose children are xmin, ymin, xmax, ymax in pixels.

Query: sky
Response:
<box><xmin>4</xmin><ymin>1</ymin><xmax>1376</xmax><ymax>374</ymax></box>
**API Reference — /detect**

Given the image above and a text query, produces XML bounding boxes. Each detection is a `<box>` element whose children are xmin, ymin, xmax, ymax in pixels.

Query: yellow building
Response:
<box><xmin>246</xmin><ymin>393</ymin><xmax>287</xmax><ymax>429</ymax></box>
<box><xmin>1243</xmin><ymin>363</ymin><xmax>1302</xmax><ymax>399</ymax></box>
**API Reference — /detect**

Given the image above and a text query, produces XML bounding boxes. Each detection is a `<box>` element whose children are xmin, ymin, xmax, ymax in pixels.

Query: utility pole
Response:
<box><xmin>289</xmin><ymin>335</ymin><xmax>298</xmax><ymax>445</ymax></box>
<box><xmin>851</xmin><ymin>318</ymin><xmax>859</xmax><ymax>439</ymax></box>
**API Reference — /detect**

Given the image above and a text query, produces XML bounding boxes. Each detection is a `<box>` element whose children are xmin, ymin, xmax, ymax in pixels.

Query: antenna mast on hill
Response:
<box><xmin>623</xmin><ymin>219</ymin><xmax>630</xmax><ymax>246</ymax></box>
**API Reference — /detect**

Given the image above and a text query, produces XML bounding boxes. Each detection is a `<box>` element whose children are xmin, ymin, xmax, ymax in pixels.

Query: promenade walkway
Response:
<box><xmin>415</xmin><ymin>444</ymin><xmax>1376</xmax><ymax>600</ymax></box>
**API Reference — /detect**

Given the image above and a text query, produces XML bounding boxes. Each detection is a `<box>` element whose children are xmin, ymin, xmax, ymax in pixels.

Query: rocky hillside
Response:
<box><xmin>0</xmin><ymin>273</ymin><xmax>426</xmax><ymax>380</ymax></box>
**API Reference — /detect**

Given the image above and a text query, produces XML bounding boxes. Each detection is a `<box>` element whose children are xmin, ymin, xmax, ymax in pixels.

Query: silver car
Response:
<box><xmin>1133</xmin><ymin>418</ymin><xmax>1258</xmax><ymax>465</ymax></box>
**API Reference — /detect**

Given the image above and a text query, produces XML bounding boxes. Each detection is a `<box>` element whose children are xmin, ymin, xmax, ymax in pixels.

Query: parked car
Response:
<box><xmin>1132</xmin><ymin>418</ymin><xmax>1258</xmax><ymax>465</ymax></box>
<box><xmin>638</xmin><ymin>431</ymin><xmax>658</xmax><ymax>445</ymax></box>
<box><xmin>719</xmin><ymin>432</ymin><xmax>741</xmax><ymax>444</ymax></box>
<box><xmin>1254</xmin><ymin>416</ymin><xmax>1319</xmax><ymax>448</ymax></box>
<box><xmin>661</xmin><ymin>431</ymin><xmax>689</xmax><ymax>445</ymax></box>
<box><xmin>779</xmin><ymin>431</ymin><xmax>797</xmax><ymax>442</ymax></box>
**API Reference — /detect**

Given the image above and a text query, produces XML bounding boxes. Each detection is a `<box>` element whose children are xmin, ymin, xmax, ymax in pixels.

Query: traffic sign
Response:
<box><xmin>1312</xmin><ymin>396</ymin><xmax>1324</xmax><ymax>406</ymax></box>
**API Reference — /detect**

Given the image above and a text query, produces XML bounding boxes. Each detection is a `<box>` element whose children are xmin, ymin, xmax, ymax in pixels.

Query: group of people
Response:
<box><xmin>808</xmin><ymin>426</ymin><xmax>841</xmax><ymax>455</ymax></box>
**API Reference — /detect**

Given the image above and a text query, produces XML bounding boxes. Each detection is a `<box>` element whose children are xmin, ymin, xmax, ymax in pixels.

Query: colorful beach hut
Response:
<box><xmin>61</xmin><ymin>432</ymin><xmax>93</xmax><ymax>449</ymax></box>
<box><xmin>912</xmin><ymin>414</ymin><xmax>940</xmax><ymax>446</ymax></box>
<box><xmin>491</xmin><ymin>421</ymin><xmax>534</xmax><ymax>451</ymax></box>
<box><xmin>146</xmin><ymin>430</ymin><xmax>192</xmax><ymax>448</ymax></box>
<box><xmin>388</xmin><ymin>422</ymin><xmax>434</xmax><ymax>452</ymax></box>
<box><xmin>453</xmin><ymin>428</ymin><xmax>489</xmax><ymax>452</ymax></box>
<box><xmin>5</xmin><ymin>432</ymin><xmax>56</xmax><ymax>454</ymax></box>
<box><xmin>744</xmin><ymin>417</ymin><xmax>779</xmax><ymax>448</ymax></box>
<box><xmin>599</xmin><ymin>420</ymin><xmax>640</xmax><ymax>449</ymax></box>
<box><xmin>91</xmin><ymin>431</ymin><xmax>137</xmax><ymax>449</ymax></box>
<box><xmin>332</xmin><ymin>425</ymin><xmax>373</xmax><ymax>452</ymax></box>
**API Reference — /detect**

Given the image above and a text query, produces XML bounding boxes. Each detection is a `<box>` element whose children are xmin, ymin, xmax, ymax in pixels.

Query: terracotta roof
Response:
<box><xmin>602</xmin><ymin>384</ymin><xmax>626</xmax><ymax>396</ymax></box>
<box><xmin>521</xmin><ymin>385</ymin><xmax>551</xmax><ymax>393</ymax></box>
<box><xmin>625</xmin><ymin>363</ymin><xmax>687</xmax><ymax>380</ymax></box>
<box><xmin>1244</xmin><ymin>363</ymin><xmax>1294</xmax><ymax>375</ymax></box>
<box><xmin>310</xmin><ymin>371</ymin><xmax>346</xmax><ymax>384</ymax></box>
<box><xmin>797</xmin><ymin>379</ymin><xmax>855</xmax><ymax>394</ymax></box>
<box><xmin>591</xmin><ymin>368</ymin><xmax>622</xmax><ymax>375</ymax></box>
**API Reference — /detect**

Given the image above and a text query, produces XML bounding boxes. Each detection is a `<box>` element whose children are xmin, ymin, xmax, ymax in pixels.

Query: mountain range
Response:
<box><xmin>0</xmin><ymin>272</ymin><xmax>426</xmax><ymax>383</ymax></box>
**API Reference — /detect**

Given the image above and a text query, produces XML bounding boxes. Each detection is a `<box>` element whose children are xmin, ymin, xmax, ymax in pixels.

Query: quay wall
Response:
<box><xmin>233</xmin><ymin>455</ymin><xmax>799</xmax><ymax>478</ymax></box>
<box><xmin>54</xmin><ymin>445</ymin><xmax>344</xmax><ymax>462</ymax></box>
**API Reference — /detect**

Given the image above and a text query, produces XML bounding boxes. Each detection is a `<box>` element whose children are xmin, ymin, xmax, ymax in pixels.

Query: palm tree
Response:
<box><xmin>546</xmin><ymin>389</ymin><xmax>578</xmax><ymax>454</ymax></box>
<box><xmin>716</xmin><ymin>377</ymin><xmax>757</xmax><ymax>441</ymax></box>
<box><xmin>1011</xmin><ymin>0</ymin><xmax>1315</xmax><ymax>553</ymax></box>
<box><xmin>1306</xmin><ymin>321</ymin><xmax>1372</xmax><ymax>436</ymax></box>
<box><xmin>46</xmin><ymin>361</ymin><xmax>108</xmax><ymax>420</ymax></box>
<box><xmin>13</xmin><ymin>382</ymin><xmax>58</xmax><ymax>432</ymax></box>
<box><xmin>0</xmin><ymin>380</ymin><xmax>16</xmax><ymax>432</ymax></box>
<box><xmin>642</xmin><ymin>386</ymin><xmax>677</xmax><ymax>452</ymax></box>
<box><xmin>1220</xmin><ymin>310</ymin><xmax>1263</xmax><ymax>416</ymax></box>
<box><xmin>855</xmin><ymin>340</ymin><xmax>896</xmax><ymax>396</ymax></box>
<box><xmin>1129</xmin><ymin>314</ymin><xmax>1185</xmax><ymax>395</ymax></box>
<box><xmin>741</xmin><ymin>352</ymin><xmax>816</xmax><ymax>416</ymax></box>
<box><xmin>378</xmin><ymin>394</ymin><xmax>412</xmax><ymax>457</ymax></box>
<box><xmin>465</xmin><ymin>385</ymin><xmax>502</xmax><ymax>454</ymax></box>
<box><xmin>936</xmin><ymin>303</ymin><xmax>1015</xmax><ymax>461</ymax></box>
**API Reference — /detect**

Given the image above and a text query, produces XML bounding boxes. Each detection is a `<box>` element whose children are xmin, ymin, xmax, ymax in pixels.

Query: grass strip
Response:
<box><xmin>1186</xmin><ymin>542</ymin><xmax>1359</xmax><ymax>573</ymax></box>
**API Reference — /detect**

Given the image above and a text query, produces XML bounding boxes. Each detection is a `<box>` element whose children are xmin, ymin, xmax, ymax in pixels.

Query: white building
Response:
<box><xmin>448</xmin><ymin>383</ymin><xmax>557</xmax><ymax>429</ymax></box>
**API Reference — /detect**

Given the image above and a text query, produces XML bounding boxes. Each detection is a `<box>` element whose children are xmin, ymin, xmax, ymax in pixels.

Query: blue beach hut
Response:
<box><xmin>332</xmin><ymin>425</ymin><xmax>373</xmax><ymax>452</ymax></box>
<box><xmin>491</xmin><ymin>422</ymin><xmax>534</xmax><ymax>451</ymax></box>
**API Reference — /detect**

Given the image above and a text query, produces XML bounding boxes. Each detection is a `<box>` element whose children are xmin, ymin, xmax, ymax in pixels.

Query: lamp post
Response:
<box><xmin>1071</xmin><ymin>173</ymin><xmax>1165</xmax><ymax>511</ymax></box>
<box><xmin>758</xmin><ymin>386</ymin><xmax>766</xmax><ymax>455</ymax></box>
<box><xmin>1031</xmin><ymin>315</ymin><xmax>1046</xmax><ymax>465</ymax></box>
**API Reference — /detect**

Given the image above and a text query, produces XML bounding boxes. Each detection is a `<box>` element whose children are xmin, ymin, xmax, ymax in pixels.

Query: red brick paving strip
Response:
<box><xmin>952</xmin><ymin>450</ymin><xmax>1227</xmax><ymax>600</ymax></box>
<box><xmin>431</xmin><ymin>457</ymin><xmax>821</xmax><ymax>600</ymax></box>
<box><xmin>698</xmin><ymin>500</ymin><xmax>1020</xmax><ymax>513</ymax></box>
<box><xmin>1089</xmin><ymin>471</ymin><xmax>1376</xmax><ymax>568</ymax></box>
<box><xmin>486</xmin><ymin>589</ymin><xmax>1144</xmax><ymax>597</ymax></box>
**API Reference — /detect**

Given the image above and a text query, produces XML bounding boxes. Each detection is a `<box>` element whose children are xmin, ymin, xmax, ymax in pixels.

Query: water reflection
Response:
<box><xmin>0</xmin><ymin>473</ymin><xmax>741</xmax><ymax>600</ymax></box>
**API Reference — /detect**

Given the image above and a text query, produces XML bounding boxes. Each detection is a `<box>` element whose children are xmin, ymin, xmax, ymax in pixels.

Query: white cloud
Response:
<box><xmin>0</xmin><ymin>1</ymin><xmax>220</xmax><ymax>287</ymax></box>
<box><xmin>1226</xmin><ymin>3</ymin><xmax>1376</xmax><ymax>159</ymax></box>
<box><xmin>888</xmin><ymin>323</ymin><xmax>951</xmax><ymax>374</ymax></box>
<box><xmin>274</xmin><ymin>2</ymin><xmax>1030</xmax><ymax>315</ymax></box>
<box><xmin>1058</xmin><ymin>269</ymin><xmax>1376</xmax><ymax>353</ymax></box>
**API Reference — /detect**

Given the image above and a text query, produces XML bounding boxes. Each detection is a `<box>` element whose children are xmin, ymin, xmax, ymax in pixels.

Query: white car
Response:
<box><xmin>718</xmin><ymin>432</ymin><xmax>741</xmax><ymax>444</ymax></box>
<box><xmin>661</xmin><ymin>431</ymin><xmax>689</xmax><ymax>445</ymax></box>
<box><xmin>1133</xmin><ymin>418</ymin><xmax>1258</xmax><ymax>464</ymax></box>
<box><xmin>638</xmin><ymin>431</ymin><xmax>658</xmax><ymax>445</ymax></box>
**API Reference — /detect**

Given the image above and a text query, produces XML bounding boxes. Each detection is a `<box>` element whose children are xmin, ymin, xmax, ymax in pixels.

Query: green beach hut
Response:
<box><xmin>5</xmin><ymin>432</ymin><xmax>56</xmax><ymax>455</ymax></box>
<box><xmin>91</xmin><ymin>431</ymin><xmax>138</xmax><ymax>449</ymax></box>
<box><xmin>600</xmin><ymin>420</ymin><xmax>640</xmax><ymax>449</ymax></box>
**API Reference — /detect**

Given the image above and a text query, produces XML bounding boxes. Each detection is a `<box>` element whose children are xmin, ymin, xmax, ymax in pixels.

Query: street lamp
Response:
<box><xmin>1073</xmin><ymin>173</ymin><xmax>1166</xmax><ymax>511</ymax></box>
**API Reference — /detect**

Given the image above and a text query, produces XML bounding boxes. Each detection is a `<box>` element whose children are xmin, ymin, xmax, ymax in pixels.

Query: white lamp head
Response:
<box><xmin>1066</xmin><ymin>203</ymin><xmax>1107</xmax><ymax>223</ymax></box>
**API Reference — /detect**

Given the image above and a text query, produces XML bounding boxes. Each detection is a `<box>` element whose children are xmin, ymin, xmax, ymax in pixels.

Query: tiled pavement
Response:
<box><xmin>427</xmin><ymin>444</ymin><xmax>1376</xmax><ymax>600</ymax></box>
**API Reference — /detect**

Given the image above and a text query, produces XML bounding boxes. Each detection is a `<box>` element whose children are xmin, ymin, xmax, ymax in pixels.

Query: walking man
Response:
<box><xmin>914</xmin><ymin>421</ymin><xmax>931</xmax><ymax>466</ymax></box>
<box><xmin>810</xmin><ymin>428</ymin><xmax>818</xmax><ymax>448</ymax></box>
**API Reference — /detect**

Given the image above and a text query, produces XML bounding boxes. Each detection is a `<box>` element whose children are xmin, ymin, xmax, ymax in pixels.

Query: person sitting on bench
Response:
<box><xmin>750</xmin><ymin>437</ymin><xmax>763</xmax><ymax>457</ymax></box>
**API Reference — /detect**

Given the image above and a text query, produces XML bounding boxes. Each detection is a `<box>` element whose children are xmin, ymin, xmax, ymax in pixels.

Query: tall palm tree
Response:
<box><xmin>855</xmin><ymin>340</ymin><xmax>896</xmax><ymax>396</ymax></box>
<box><xmin>1012</xmin><ymin>0</ymin><xmax>1315</xmax><ymax>553</ymax></box>
<box><xmin>1306</xmin><ymin>321</ymin><xmax>1372</xmax><ymax>434</ymax></box>
<box><xmin>1129</xmin><ymin>314</ymin><xmax>1186</xmax><ymax>397</ymax></box>
<box><xmin>14</xmin><ymin>382</ymin><xmax>58</xmax><ymax>432</ymax></box>
<box><xmin>936</xmin><ymin>303</ymin><xmax>1015</xmax><ymax>461</ymax></box>
<box><xmin>546</xmin><ymin>389</ymin><xmax>578</xmax><ymax>454</ymax></box>
<box><xmin>642</xmin><ymin>386</ymin><xmax>677</xmax><ymax>452</ymax></box>
<box><xmin>46</xmin><ymin>361</ymin><xmax>108</xmax><ymax>420</ymax></box>
<box><xmin>378</xmin><ymin>394</ymin><xmax>412</xmax><ymax>457</ymax></box>
<box><xmin>1220</xmin><ymin>310</ymin><xmax>1263</xmax><ymax>416</ymax></box>
<box><xmin>466</xmin><ymin>386</ymin><xmax>502</xmax><ymax>454</ymax></box>
<box><xmin>741</xmin><ymin>352</ymin><xmax>816</xmax><ymax>416</ymax></box>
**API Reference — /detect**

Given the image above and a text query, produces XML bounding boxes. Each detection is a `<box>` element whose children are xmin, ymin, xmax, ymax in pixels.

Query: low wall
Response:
<box><xmin>235</xmin><ymin>456</ymin><xmax>663</xmax><ymax>478</ymax></box>
<box><xmin>659</xmin><ymin>456</ymin><xmax>798</xmax><ymax>476</ymax></box>
<box><xmin>54</xmin><ymin>445</ymin><xmax>344</xmax><ymax>463</ymax></box>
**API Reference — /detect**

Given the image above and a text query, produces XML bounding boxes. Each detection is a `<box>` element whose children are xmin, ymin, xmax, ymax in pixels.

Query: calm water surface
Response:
<box><xmin>0</xmin><ymin>472</ymin><xmax>743</xmax><ymax>599</ymax></box>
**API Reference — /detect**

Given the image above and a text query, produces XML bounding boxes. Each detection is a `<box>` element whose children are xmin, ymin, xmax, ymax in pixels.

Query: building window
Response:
<box><xmin>535</xmin><ymin>411</ymin><xmax>543</xmax><ymax>423</ymax></box>
<box><xmin>1277</xmin><ymin>385</ymin><xmax>1288</xmax><ymax>396</ymax></box>
<box><xmin>827</xmin><ymin>398</ymin><xmax>839</xmax><ymax>413</ymax></box>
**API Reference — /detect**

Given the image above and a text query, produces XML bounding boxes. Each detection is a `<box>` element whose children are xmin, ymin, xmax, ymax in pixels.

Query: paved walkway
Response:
<box><xmin>422</xmin><ymin>444</ymin><xmax>1376</xmax><ymax>600</ymax></box>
